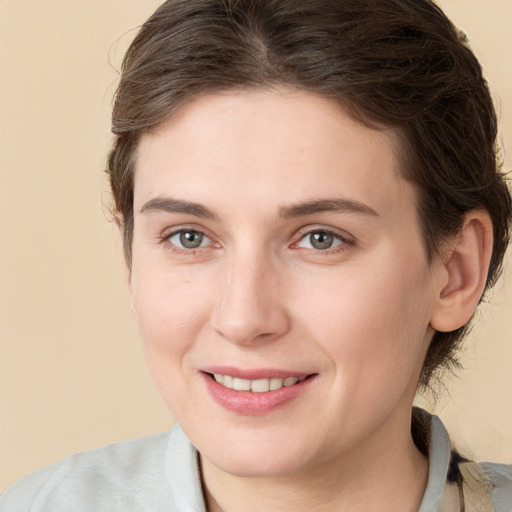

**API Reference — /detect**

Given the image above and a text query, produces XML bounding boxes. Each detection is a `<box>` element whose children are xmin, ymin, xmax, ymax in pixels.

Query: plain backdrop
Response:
<box><xmin>0</xmin><ymin>0</ymin><xmax>511</xmax><ymax>491</ymax></box>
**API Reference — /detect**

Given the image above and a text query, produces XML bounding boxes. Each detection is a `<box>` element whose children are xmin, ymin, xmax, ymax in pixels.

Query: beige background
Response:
<box><xmin>0</xmin><ymin>0</ymin><xmax>511</xmax><ymax>492</ymax></box>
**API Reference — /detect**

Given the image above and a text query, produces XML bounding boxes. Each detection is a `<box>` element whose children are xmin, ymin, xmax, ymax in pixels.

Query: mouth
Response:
<box><xmin>209</xmin><ymin>373</ymin><xmax>309</xmax><ymax>393</ymax></box>
<box><xmin>202</xmin><ymin>370</ymin><xmax>317</xmax><ymax>414</ymax></box>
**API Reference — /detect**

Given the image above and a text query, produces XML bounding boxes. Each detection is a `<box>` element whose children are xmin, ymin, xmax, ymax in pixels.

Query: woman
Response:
<box><xmin>1</xmin><ymin>0</ymin><xmax>511</xmax><ymax>510</ymax></box>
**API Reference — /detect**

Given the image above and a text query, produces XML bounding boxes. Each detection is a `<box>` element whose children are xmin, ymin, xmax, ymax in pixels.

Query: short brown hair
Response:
<box><xmin>107</xmin><ymin>0</ymin><xmax>511</xmax><ymax>388</ymax></box>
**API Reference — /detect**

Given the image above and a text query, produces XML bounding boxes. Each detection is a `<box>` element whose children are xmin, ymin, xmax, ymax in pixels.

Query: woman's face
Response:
<box><xmin>130</xmin><ymin>89</ymin><xmax>441</xmax><ymax>477</ymax></box>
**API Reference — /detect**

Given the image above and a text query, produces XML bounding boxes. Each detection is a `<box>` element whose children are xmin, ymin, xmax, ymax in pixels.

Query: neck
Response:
<box><xmin>201</xmin><ymin>411</ymin><xmax>428</xmax><ymax>512</ymax></box>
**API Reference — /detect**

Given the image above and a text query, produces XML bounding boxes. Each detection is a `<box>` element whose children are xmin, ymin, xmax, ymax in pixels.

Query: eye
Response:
<box><xmin>167</xmin><ymin>229</ymin><xmax>212</xmax><ymax>249</ymax></box>
<box><xmin>296</xmin><ymin>230</ymin><xmax>345</xmax><ymax>250</ymax></box>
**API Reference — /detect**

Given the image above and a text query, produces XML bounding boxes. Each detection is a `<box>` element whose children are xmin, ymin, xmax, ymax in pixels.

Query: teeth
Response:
<box><xmin>212</xmin><ymin>374</ymin><xmax>306</xmax><ymax>392</ymax></box>
<box><xmin>251</xmin><ymin>379</ymin><xmax>270</xmax><ymax>393</ymax></box>
<box><xmin>233</xmin><ymin>378</ymin><xmax>251</xmax><ymax>391</ymax></box>
<box><xmin>269</xmin><ymin>378</ymin><xmax>283</xmax><ymax>391</ymax></box>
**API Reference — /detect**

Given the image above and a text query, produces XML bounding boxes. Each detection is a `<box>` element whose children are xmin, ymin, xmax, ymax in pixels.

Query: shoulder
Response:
<box><xmin>480</xmin><ymin>462</ymin><xmax>512</xmax><ymax>512</ymax></box>
<box><xmin>0</xmin><ymin>428</ymin><xmax>186</xmax><ymax>512</ymax></box>
<box><xmin>415</xmin><ymin>409</ymin><xmax>512</xmax><ymax>512</ymax></box>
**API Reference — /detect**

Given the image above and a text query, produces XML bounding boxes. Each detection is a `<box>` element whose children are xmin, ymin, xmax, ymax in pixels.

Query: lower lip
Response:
<box><xmin>202</xmin><ymin>373</ymin><xmax>315</xmax><ymax>415</ymax></box>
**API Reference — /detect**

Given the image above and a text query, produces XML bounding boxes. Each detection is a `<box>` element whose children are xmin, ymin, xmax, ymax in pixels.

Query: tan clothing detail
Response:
<box><xmin>440</xmin><ymin>463</ymin><xmax>496</xmax><ymax>512</ymax></box>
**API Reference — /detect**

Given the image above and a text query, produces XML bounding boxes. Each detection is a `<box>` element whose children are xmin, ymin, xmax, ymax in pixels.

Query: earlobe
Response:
<box><xmin>430</xmin><ymin>210</ymin><xmax>493</xmax><ymax>332</ymax></box>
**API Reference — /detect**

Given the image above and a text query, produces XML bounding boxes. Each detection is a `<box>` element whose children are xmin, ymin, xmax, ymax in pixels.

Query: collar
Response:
<box><xmin>165</xmin><ymin>410</ymin><xmax>499</xmax><ymax>512</ymax></box>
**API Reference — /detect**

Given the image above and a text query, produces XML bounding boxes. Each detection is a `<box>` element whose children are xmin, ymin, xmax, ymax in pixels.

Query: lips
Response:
<box><xmin>201</xmin><ymin>369</ymin><xmax>316</xmax><ymax>415</ymax></box>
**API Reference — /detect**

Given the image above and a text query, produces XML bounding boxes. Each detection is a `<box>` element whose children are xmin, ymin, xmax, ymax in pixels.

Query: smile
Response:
<box><xmin>212</xmin><ymin>373</ymin><xmax>307</xmax><ymax>392</ymax></box>
<box><xmin>203</xmin><ymin>370</ymin><xmax>317</xmax><ymax>414</ymax></box>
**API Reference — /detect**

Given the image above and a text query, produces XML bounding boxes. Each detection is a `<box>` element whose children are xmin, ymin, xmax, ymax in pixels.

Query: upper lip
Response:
<box><xmin>200</xmin><ymin>366</ymin><xmax>314</xmax><ymax>380</ymax></box>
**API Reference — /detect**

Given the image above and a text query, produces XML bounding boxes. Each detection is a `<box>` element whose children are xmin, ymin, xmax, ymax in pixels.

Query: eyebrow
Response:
<box><xmin>279</xmin><ymin>198</ymin><xmax>379</xmax><ymax>219</ymax></box>
<box><xmin>140</xmin><ymin>196</ymin><xmax>379</xmax><ymax>220</ymax></box>
<box><xmin>140</xmin><ymin>197</ymin><xmax>218</xmax><ymax>220</ymax></box>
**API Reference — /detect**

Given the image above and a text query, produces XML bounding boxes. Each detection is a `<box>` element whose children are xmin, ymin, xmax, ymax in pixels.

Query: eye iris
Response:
<box><xmin>179</xmin><ymin>231</ymin><xmax>203</xmax><ymax>248</ymax></box>
<box><xmin>310</xmin><ymin>232</ymin><xmax>334</xmax><ymax>249</ymax></box>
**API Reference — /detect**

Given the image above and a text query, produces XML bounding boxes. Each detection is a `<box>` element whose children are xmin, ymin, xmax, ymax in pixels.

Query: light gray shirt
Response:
<box><xmin>1</xmin><ymin>412</ymin><xmax>511</xmax><ymax>511</ymax></box>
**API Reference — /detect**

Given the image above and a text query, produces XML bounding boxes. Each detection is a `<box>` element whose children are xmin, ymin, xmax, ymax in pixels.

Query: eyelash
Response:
<box><xmin>158</xmin><ymin>226</ymin><xmax>354</xmax><ymax>256</ymax></box>
<box><xmin>291</xmin><ymin>227</ymin><xmax>354</xmax><ymax>254</ymax></box>
<box><xmin>159</xmin><ymin>227</ymin><xmax>217</xmax><ymax>255</ymax></box>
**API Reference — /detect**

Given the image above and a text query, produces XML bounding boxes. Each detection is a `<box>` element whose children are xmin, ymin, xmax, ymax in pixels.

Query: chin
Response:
<box><xmin>196</xmin><ymin>426</ymin><xmax>322</xmax><ymax>479</ymax></box>
<box><xmin>204</xmin><ymin>450</ymin><xmax>309</xmax><ymax>479</ymax></box>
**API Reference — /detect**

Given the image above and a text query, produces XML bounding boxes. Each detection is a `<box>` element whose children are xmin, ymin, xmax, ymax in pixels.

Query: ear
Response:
<box><xmin>430</xmin><ymin>210</ymin><xmax>493</xmax><ymax>332</ymax></box>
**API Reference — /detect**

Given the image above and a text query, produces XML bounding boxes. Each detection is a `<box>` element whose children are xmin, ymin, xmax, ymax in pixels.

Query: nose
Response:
<box><xmin>210</xmin><ymin>250</ymin><xmax>291</xmax><ymax>346</ymax></box>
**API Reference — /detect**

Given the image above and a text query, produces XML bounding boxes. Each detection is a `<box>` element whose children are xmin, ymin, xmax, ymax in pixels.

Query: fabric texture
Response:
<box><xmin>1</xmin><ymin>411</ymin><xmax>510</xmax><ymax>511</ymax></box>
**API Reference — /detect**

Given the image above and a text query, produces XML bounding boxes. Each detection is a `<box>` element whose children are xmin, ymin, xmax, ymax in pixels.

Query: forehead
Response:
<box><xmin>134</xmin><ymin>89</ymin><xmax>415</xmax><ymax>219</ymax></box>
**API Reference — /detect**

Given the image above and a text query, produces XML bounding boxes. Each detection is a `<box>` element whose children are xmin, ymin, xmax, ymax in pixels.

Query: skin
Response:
<box><xmin>128</xmin><ymin>89</ymin><xmax>489</xmax><ymax>511</ymax></box>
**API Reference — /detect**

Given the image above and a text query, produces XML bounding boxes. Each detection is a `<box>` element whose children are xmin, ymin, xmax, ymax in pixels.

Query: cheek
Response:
<box><xmin>292</xmin><ymin>258</ymin><xmax>433</xmax><ymax>383</ymax></box>
<box><xmin>129</xmin><ymin>267</ymin><xmax>216</xmax><ymax>418</ymax></box>
<box><xmin>130</xmin><ymin>265</ymin><xmax>213</xmax><ymax>364</ymax></box>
